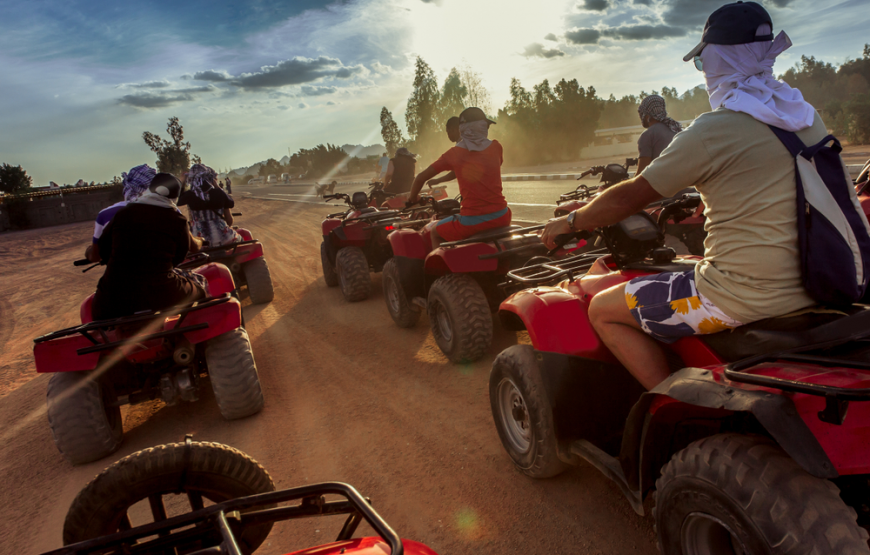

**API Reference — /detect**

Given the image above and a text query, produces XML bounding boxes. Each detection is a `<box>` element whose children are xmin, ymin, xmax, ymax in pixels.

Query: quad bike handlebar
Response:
<box><xmin>655</xmin><ymin>193</ymin><xmax>702</xmax><ymax>229</ymax></box>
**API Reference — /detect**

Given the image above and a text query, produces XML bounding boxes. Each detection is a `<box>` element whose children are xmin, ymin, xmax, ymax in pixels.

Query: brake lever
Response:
<box><xmin>546</xmin><ymin>232</ymin><xmax>586</xmax><ymax>257</ymax></box>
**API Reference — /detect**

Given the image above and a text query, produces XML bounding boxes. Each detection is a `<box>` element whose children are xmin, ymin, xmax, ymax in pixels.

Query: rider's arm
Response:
<box><xmin>85</xmin><ymin>243</ymin><xmax>100</xmax><ymax>262</ymax></box>
<box><xmin>188</xmin><ymin>231</ymin><xmax>204</xmax><ymax>253</ymax></box>
<box><xmin>541</xmin><ymin>176</ymin><xmax>662</xmax><ymax>249</ymax></box>
<box><xmin>384</xmin><ymin>161</ymin><xmax>395</xmax><ymax>187</ymax></box>
<box><xmin>223</xmin><ymin>208</ymin><xmax>234</xmax><ymax>226</ymax></box>
<box><xmin>427</xmin><ymin>171</ymin><xmax>456</xmax><ymax>187</ymax></box>
<box><xmin>408</xmin><ymin>165</ymin><xmax>441</xmax><ymax>203</ymax></box>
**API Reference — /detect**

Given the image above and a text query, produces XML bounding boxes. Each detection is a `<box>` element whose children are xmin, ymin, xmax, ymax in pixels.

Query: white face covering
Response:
<box><xmin>702</xmin><ymin>26</ymin><xmax>816</xmax><ymax>132</ymax></box>
<box><xmin>456</xmin><ymin>120</ymin><xmax>493</xmax><ymax>151</ymax></box>
<box><xmin>135</xmin><ymin>190</ymin><xmax>178</xmax><ymax>209</ymax></box>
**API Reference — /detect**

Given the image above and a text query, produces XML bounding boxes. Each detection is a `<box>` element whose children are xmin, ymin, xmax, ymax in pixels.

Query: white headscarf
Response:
<box><xmin>456</xmin><ymin>120</ymin><xmax>492</xmax><ymax>152</ymax></box>
<box><xmin>701</xmin><ymin>26</ymin><xmax>815</xmax><ymax>132</ymax></box>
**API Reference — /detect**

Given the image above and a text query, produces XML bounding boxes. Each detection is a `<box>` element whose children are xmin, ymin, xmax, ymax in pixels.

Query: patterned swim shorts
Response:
<box><xmin>624</xmin><ymin>271</ymin><xmax>742</xmax><ymax>343</ymax></box>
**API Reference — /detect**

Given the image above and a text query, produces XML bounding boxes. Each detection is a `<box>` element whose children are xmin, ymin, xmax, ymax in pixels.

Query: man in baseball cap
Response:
<box><xmin>540</xmin><ymin>1</ymin><xmax>827</xmax><ymax>394</ymax></box>
<box><xmin>407</xmin><ymin>106</ymin><xmax>510</xmax><ymax>245</ymax></box>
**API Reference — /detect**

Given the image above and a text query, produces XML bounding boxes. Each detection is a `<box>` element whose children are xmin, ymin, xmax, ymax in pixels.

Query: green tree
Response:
<box><xmin>289</xmin><ymin>144</ymin><xmax>347</xmax><ymax>177</ymax></box>
<box><xmin>458</xmin><ymin>64</ymin><xmax>493</xmax><ymax>116</ymax></box>
<box><xmin>438</xmin><ymin>67</ymin><xmax>467</xmax><ymax>127</ymax></box>
<box><xmin>142</xmin><ymin>117</ymin><xmax>202</xmax><ymax>177</ymax></box>
<box><xmin>380</xmin><ymin>107</ymin><xmax>406</xmax><ymax>156</ymax></box>
<box><xmin>0</xmin><ymin>163</ymin><xmax>32</xmax><ymax>194</ymax></box>
<box><xmin>258</xmin><ymin>158</ymin><xmax>283</xmax><ymax>177</ymax></box>
<box><xmin>405</xmin><ymin>57</ymin><xmax>441</xmax><ymax>158</ymax></box>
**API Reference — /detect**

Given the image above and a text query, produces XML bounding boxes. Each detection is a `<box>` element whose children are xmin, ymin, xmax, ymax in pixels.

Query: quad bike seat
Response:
<box><xmin>697</xmin><ymin>305</ymin><xmax>870</xmax><ymax>362</ymax></box>
<box><xmin>465</xmin><ymin>225</ymin><xmax>522</xmax><ymax>242</ymax></box>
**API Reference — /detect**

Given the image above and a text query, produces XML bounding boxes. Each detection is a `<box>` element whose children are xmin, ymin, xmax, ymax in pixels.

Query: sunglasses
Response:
<box><xmin>693</xmin><ymin>55</ymin><xmax>703</xmax><ymax>72</ymax></box>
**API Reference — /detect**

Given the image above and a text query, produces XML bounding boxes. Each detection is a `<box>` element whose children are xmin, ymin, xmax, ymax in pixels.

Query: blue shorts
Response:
<box><xmin>435</xmin><ymin>207</ymin><xmax>511</xmax><ymax>242</ymax></box>
<box><xmin>625</xmin><ymin>271</ymin><xmax>742</xmax><ymax>343</ymax></box>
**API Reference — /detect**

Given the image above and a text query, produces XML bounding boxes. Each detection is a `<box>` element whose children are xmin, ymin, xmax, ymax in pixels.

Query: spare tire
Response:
<box><xmin>63</xmin><ymin>440</ymin><xmax>275</xmax><ymax>554</ymax></box>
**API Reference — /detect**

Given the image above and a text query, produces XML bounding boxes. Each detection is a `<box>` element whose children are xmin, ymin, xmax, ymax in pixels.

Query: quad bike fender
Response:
<box><xmin>194</xmin><ymin>263</ymin><xmax>236</xmax><ymax>297</ymax></box>
<box><xmin>425</xmin><ymin>243</ymin><xmax>498</xmax><ymax>275</ymax></box>
<box><xmin>237</xmin><ymin>228</ymin><xmax>253</xmax><ymax>241</ymax></box>
<box><xmin>332</xmin><ymin>220</ymin><xmax>370</xmax><ymax>245</ymax></box>
<box><xmin>34</xmin><ymin>335</ymin><xmax>101</xmax><ymax>373</ymax></box>
<box><xmin>621</xmin><ymin>367</ymin><xmax>837</xmax><ymax>500</ymax></box>
<box><xmin>232</xmin><ymin>243</ymin><xmax>264</xmax><ymax>264</ymax></box>
<box><xmin>286</xmin><ymin>537</ymin><xmax>439</xmax><ymax>555</ymax></box>
<box><xmin>180</xmin><ymin>296</ymin><xmax>243</xmax><ymax>345</ymax></box>
<box><xmin>388</xmin><ymin>228</ymin><xmax>428</xmax><ymax>259</ymax></box>
<box><xmin>81</xmin><ymin>294</ymin><xmax>95</xmax><ymax>324</ymax></box>
<box><xmin>322</xmin><ymin>218</ymin><xmax>342</xmax><ymax>237</ymax></box>
<box><xmin>497</xmin><ymin>287</ymin><xmax>617</xmax><ymax>362</ymax></box>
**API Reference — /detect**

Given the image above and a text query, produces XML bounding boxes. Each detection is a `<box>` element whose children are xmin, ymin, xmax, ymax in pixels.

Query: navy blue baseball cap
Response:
<box><xmin>683</xmin><ymin>1</ymin><xmax>774</xmax><ymax>62</ymax></box>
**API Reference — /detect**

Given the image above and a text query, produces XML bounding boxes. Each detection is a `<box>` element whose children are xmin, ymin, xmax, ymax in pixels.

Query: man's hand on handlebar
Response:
<box><xmin>541</xmin><ymin>214</ymin><xmax>574</xmax><ymax>250</ymax></box>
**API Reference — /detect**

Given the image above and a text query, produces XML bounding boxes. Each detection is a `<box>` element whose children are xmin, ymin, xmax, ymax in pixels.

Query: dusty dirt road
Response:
<box><xmin>0</xmin><ymin>198</ymin><xmax>657</xmax><ymax>555</ymax></box>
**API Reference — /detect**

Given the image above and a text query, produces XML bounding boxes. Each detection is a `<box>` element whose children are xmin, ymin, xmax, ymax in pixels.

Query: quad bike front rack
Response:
<box><xmin>42</xmin><ymin>482</ymin><xmax>403</xmax><ymax>555</ymax></box>
<box><xmin>500</xmin><ymin>249</ymin><xmax>609</xmax><ymax>285</ymax></box>
<box><xmin>724</xmin><ymin>309</ymin><xmax>870</xmax><ymax>425</ymax></box>
<box><xmin>33</xmin><ymin>295</ymin><xmax>234</xmax><ymax>356</ymax></box>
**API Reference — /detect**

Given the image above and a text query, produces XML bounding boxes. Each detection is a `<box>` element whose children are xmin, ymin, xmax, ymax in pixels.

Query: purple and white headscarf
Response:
<box><xmin>121</xmin><ymin>164</ymin><xmax>156</xmax><ymax>201</ymax></box>
<box><xmin>187</xmin><ymin>163</ymin><xmax>218</xmax><ymax>201</ymax></box>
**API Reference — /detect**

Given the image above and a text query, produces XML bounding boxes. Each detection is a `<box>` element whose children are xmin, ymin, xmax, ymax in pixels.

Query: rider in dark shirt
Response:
<box><xmin>383</xmin><ymin>148</ymin><xmax>417</xmax><ymax>195</ymax></box>
<box><xmin>92</xmin><ymin>174</ymin><xmax>205</xmax><ymax>320</ymax></box>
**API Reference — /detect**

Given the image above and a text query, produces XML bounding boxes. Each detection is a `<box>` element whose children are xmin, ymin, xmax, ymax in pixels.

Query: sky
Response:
<box><xmin>1</xmin><ymin>0</ymin><xmax>868</xmax><ymax>185</ymax></box>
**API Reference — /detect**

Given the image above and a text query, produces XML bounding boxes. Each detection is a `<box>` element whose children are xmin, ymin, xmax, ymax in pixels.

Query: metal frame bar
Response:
<box><xmin>439</xmin><ymin>224</ymin><xmax>545</xmax><ymax>249</ymax></box>
<box><xmin>34</xmin><ymin>295</ymin><xmax>232</xmax><ymax>344</ymax></box>
<box><xmin>42</xmin><ymin>482</ymin><xmax>403</xmax><ymax>555</ymax></box>
<box><xmin>76</xmin><ymin>323</ymin><xmax>209</xmax><ymax>355</ymax></box>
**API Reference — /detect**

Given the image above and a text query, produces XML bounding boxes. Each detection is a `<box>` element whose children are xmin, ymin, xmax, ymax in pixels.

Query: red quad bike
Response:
<box><xmin>382</xmin><ymin>196</ymin><xmax>584</xmax><ymax>364</ymax></box>
<box><xmin>367</xmin><ymin>181</ymin><xmax>449</xmax><ymax>210</ymax></box>
<box><xmin>33</xmin><ymin>257</ymin><xmax>264</xmax><ymax>465</ymax></box>
<box><xmin>489</xmin><ymin>194</ymin><xmax>870</xmax><ymax>553</ymax></box>
<box><xmin>558</xmin><ymin>158</ymin><xmax>707</xmax><ymax>256</ymax></box>
<box><xmin>45</xmin><ymin>438</ymin><xmax>439</xmax><ymax>555</ymax></box>
<box><xmin>192</xmin><ymin>224</ymin><xmax>275</xmax><ymax>305</ymax></box>
<box><xmin>320</xmin><ymin>191</ymin><xmax>405</xmax><ymax>302</ymax></box>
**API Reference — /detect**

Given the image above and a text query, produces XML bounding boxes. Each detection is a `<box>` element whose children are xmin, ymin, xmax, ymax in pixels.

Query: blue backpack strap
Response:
<box><xmin>767</xmin><ymin>125</ymin><xmax>806</xmax><ymax>158</ymax></box>
<box><xmin>802</xmin><ymin>134</ymin><xmax>842</xmax><ymax>159</ymax></box>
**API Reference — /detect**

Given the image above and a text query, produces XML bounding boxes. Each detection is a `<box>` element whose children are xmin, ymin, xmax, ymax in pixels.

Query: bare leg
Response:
<box><xmin>588</xmin><ymin>283</ymin><xmax>671</xmax><ymax>390</ymax></box>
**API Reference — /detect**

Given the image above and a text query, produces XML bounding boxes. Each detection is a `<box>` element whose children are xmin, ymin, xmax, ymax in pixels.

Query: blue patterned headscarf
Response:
<box><xmin>187</xmin><ymin>163</ymin><xmax>218</xmax><ymax>201</ymax></box>
<box><xmin>121</xmin><ymin>164</ymin><xmax>157</xmax><ymax>202</ymax></box>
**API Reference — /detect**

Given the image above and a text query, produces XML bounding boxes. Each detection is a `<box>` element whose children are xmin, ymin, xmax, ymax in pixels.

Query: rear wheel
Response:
<box><xmin>382</xmin><ymin>258</ymin><xmax>421</xmax><ymax>328</ymax></box>
<box><xmin>655</xmin><ymin>433</ymin><xmax>870</xmax><ymax>555</ymax></box>
<box><xmin>427</xmin><ymin>274</ymin><xmax>492</xmax><ymax>363</ymax></box>
<box><xmin>242</xmin><ymin>257</ymin><xmax>274</xmax><ymax>304</ymax></box>
<box><xmin>335</xmin><ymin>247</ymin><xmax>371</xmax><ymax>302</ymax></box>
<box><xmin>489</xmin><ymin>345</ymin><xmax>569</xmax><ymax>478</ymax></box>
<box><xmin>321</xmin><ymin>241</ymin><xmax>338</xmax><ymax>287</ymax></box>
<box><xmin>63</xmin><ymin>441</ymin><xmax>275</xmax><ymax>554</ymax></box>
<box><xmin>47</xmin><ymin>371</ymin><xmax>122</xmax><ymax>465</ymax></box>
<box><xmin>205</xmin><ymin>328</ymin><xmax>264</xmax><ymax>420</ymax></box>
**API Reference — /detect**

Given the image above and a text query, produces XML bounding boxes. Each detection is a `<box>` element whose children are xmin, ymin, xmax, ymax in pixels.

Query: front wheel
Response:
<box><xmin>427</xmin><ymin>274</ymin><xmax>492</xmax><ymax>363</ymax></box>
<box><xmin>63</xmin><ymin>441</ymin><xmax>275</xmax><ymax>554</ymax></box>
<box><xmin>490</xmin><ymin>345</ymin><xmax>569</xmax><ymax>478</ymax></box>
<box><xmin>47</xmin><ymin>371</ymin><xmax>123</xmax><ymax>465</ymax></box>
<box><xmin>335</xmin><ymin>247</ymin><xmax>371</xmax><ymax>302</ymax></box>
<box><xmin>382</xmin><ymin>258</ymin><xmax>421</xmax><ymax>328</ymax></box>
<box><xmin>205</xmin><ymin>328</ymin><xmax>264</xmax><ymax>420</ymax></box>
<box><xmin>655</xmin><ymin>434</ymin><xmax>870</xmax><ymax>554</ymax></box>
<box><xmin>242</xmin><ymin>257</ymin><xmax>274</xmax><ymax>304</ymax></box>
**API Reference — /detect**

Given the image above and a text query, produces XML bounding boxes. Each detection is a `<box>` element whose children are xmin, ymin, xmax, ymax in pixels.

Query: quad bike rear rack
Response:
<box><xmin>724</xmin><ymin>310</ymin><xmax>870</xmax><ymax>425</ymax></box>
<box><xmin>43</xmin><ymin>482</ymin><xmax>403</xmax><ymax>555</ymax></box>
<box><xmin>499</xmin><ymin>249</ymin><xmax>609</xmax><ymax>284</ymax></box>
<box><xmin>33</xmin><ymin>295</ymin><xmax>233</xmax><ymax>356</ymax></box>
<box><xmin>200</xmin><ymin>239</ymin><xmax>260</xmax><ymax>256</ymax></box>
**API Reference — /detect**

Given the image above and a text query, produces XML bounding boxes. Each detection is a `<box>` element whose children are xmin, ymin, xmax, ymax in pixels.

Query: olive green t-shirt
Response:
<box><xmin>642</xmin><ymin>108</ymin><xmax>830</xmax><ymax>323</ymax></box>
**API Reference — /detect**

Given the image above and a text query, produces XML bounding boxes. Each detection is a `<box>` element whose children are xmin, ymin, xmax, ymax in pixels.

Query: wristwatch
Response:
<box><xmin>567</xmin><ymin>210</ymin><xmax>578</xmax><ymax>231</ymax></box>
